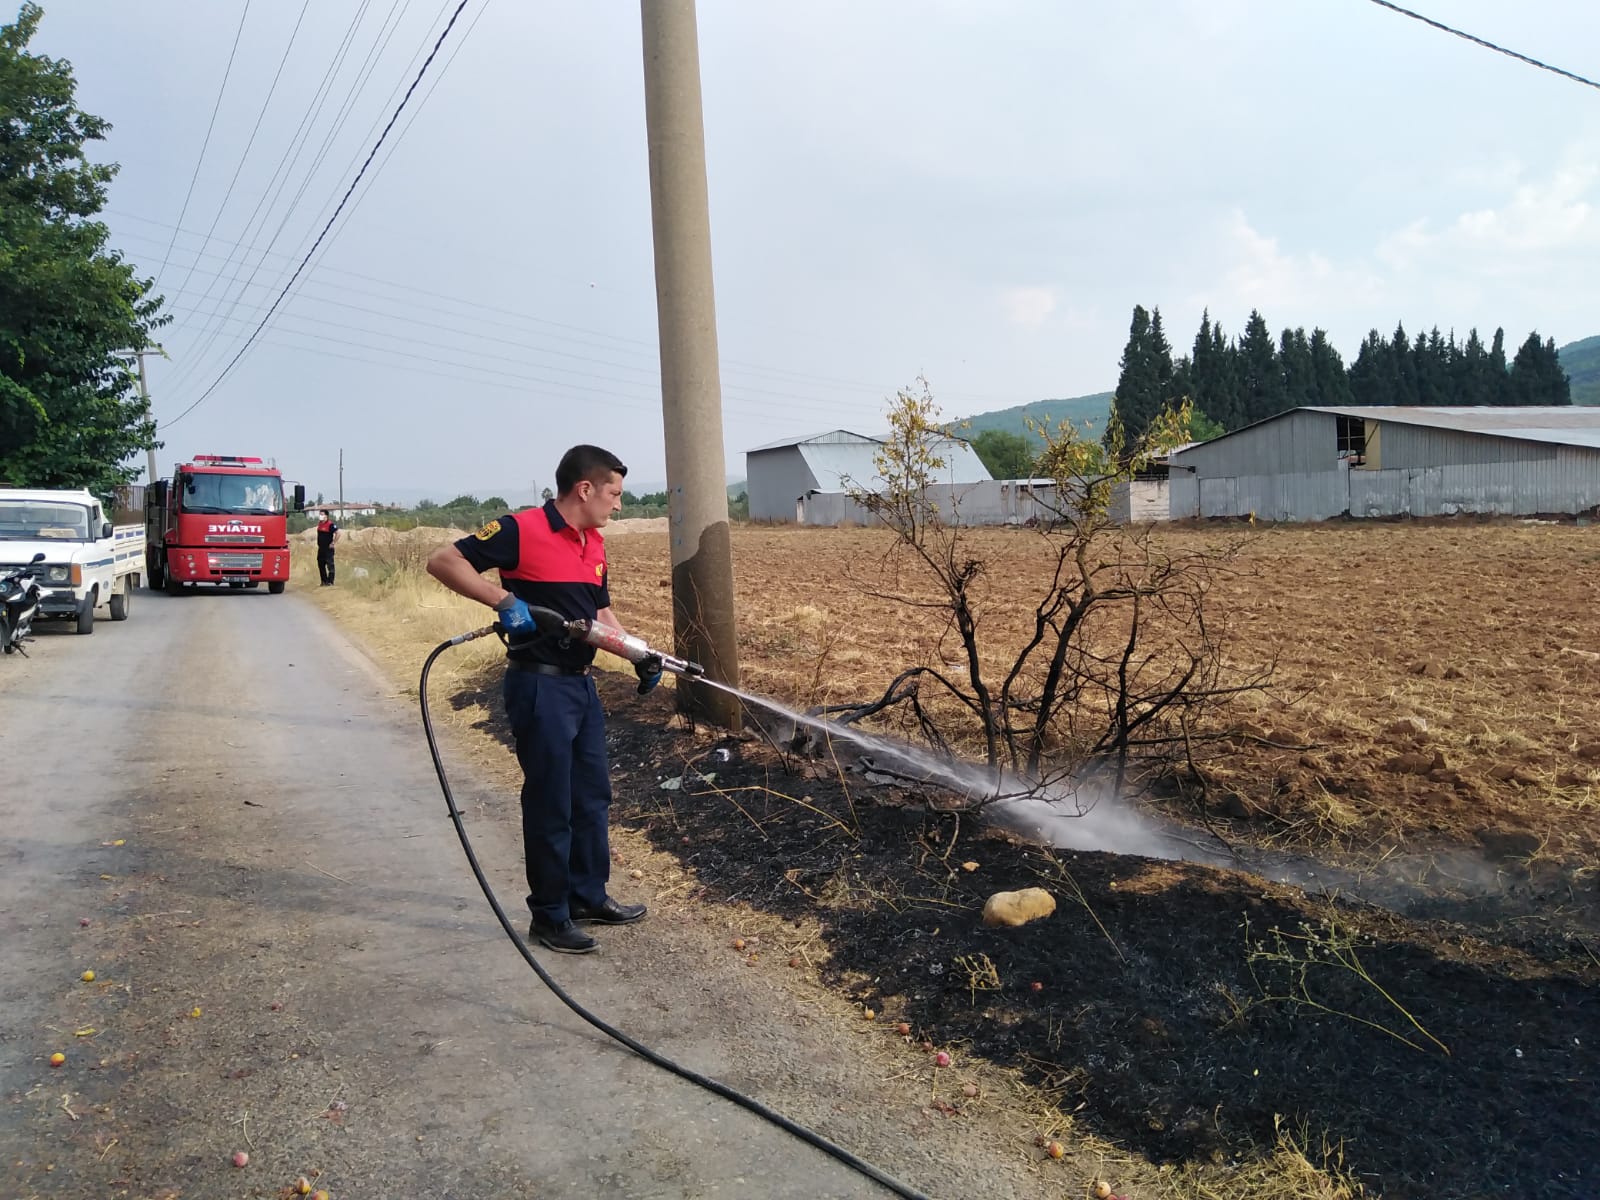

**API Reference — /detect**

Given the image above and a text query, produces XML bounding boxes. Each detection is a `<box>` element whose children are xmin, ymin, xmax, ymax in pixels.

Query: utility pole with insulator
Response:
<box><xmin>640</xmin><ymin>0</ymin><xmax>742</xmax><ymax>727</ymax></box>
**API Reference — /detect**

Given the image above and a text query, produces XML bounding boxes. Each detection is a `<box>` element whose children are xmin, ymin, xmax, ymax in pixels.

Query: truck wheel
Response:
<box><xmin>268</xmin><ymin>580</ymin><xmax>287</xmax><ymax>595</ymax></box>
<box><xmin>109</xmin><ymin>577</ymin><xmax>131</xmax><ymax>621</ymax></box>
<box><xmin>76</xmin><ymin>590</ymin><xmax>96</xmax><ymax>635</ymax></box>
<box><xmin>147</xmin><ymin>556</ymin><xmax>164</xmax><ymax>590</ymax></box>
<box><xmin>165</xmin><ymin>575</ymin><xmax>185</xmax><ymax>597</ymax></box>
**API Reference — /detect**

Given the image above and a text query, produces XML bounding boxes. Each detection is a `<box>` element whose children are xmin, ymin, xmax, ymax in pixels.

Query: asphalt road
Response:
<box><xmin>1</xmin><ymin>585</ymin><xmax>1040</xmax><ymax>1200</ymax></box>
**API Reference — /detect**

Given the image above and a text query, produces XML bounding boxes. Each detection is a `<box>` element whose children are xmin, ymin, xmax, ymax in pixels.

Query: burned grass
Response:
<box><xmin>311</xmin><ymin>517</ymin><xmax>1600</xmax><ymax>1198</ymax></box>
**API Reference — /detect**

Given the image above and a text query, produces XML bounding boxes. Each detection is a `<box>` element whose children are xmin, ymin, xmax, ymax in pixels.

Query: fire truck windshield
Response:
<box><xmin>180</xmin><ymin>472</ymin><xmax>284</xmax><ymax>515</ymax></box>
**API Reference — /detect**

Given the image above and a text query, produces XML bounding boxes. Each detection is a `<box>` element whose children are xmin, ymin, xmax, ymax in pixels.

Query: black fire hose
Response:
<box><xmin>419</xmin><ymin>631</ymin><xmax>934</xmax><ymax>1200</ymax></box>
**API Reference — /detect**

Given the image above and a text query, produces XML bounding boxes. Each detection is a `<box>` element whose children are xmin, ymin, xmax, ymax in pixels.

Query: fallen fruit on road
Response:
<box><xmin>294</xmin><ymin>1176</ymin><xmax>312</xmax><ymax>1194</ymax></box>
<box><xmin>1094</xmin><ymin>1181</ymin><xmax>1113</xmax><ymax>1198</ymax></box>
<box><xmin>731</xmin><ymin>938</ymin><xmax>745</xmax><ymax>951</ymax></box>
<box><xmin>1029</xmin><ymin>980</ymin><xmax>1043</xmax><ymax>992</ymax></box>
<box><xmin>190</xmin><ymin>1007</ymin><xmax>202</xmax><ymax>1018</ymax></box>
<box><xmin>895</xmin><ymin>1022</ymin><xmax>911</xmax><ymax>1036</ymax></box>
<box><xmin>313</xmin><ymin>1191</ymin><xmax>331</xmax><ymax>1200</ymax></box>
<box><xmin>231</xmin><ymin>1151</ymin><xmax>249</xmax><ymax>1168</ymax></box>
<box><xmin>933</xmin><ymin>1051</ymin><xmax>951</xmax><ymax>1068</ymax></box>
<box><xmin>78</xmin><ymin>918</ymin><xmax>91</xmax><ymax>927</ymax></box>
<box><xmin>863</xmin><ymin>1008</ymin><xmax>875</xmax><ymax>1020</ymax></box>
<box><xmin>1045</xmin><ymin>1140</ymin><xmax>1063</xmax><ymax>1159</ymax></box>
<box><xmin>80</xmin><ymin>970</ymin><xmax>95</xmax><ymax>982</ymax></box>
<box><xmin>49</xmin><ymin>1052</ymin><xmax>65</xmax><ymax>1068</ymax></box>
<box><xmin>961</xmin><ymin>1082</ymin><xmax>979</xmax><ymax>1098</ymax></box>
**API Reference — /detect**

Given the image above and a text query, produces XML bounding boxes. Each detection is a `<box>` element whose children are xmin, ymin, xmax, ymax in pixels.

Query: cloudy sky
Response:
<box><xmin>30</xmin><ymin>0</ymin><xmax>1600</xmax><ymax>499</ymax></box>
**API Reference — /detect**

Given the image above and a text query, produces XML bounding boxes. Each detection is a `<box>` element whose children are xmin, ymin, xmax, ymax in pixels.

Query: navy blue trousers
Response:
<box><xmin>502</xmin><ymin>669</ymin><xmax>612</xmax><ymax>924</ymax></box>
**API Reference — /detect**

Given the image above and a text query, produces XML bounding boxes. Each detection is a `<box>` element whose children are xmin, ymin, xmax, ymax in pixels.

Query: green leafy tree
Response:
<box><xmin>1188</xmin><ymin>408</ymin><xmax>1226</xmax><ymax>441</ymax></box>
<box><xmin>969</xmin><ymin>428</ymin><xmax>1035</xmax><ymax>479</ymax></box>
<box><xmin>482</xmin><ymin>495</ymin><xmax>508</xmax><ymax>510</ymax></box>
<box><xmin>0</xmin><ymin>5</ymin><xmax>165</xmax><ymax>494</ymax></box>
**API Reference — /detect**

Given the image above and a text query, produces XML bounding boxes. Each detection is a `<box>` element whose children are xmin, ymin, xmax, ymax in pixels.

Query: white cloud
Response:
<box><xmin>1000</xmin><ymin>285</ymin><xmax>1058</xmax><ymax>330</ymax></box>
<box><xmin>1379</xmin><ymin>157</ymin><xmax>1600</xmax><ymax>268</ymax></box>
<box><xmin>1187</xmin><ymin>211</ymin><xmax>1385</xmax><ymax>328</ymax></box>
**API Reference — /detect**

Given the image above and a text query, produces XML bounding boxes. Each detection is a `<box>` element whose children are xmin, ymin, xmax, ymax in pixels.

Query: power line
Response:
<box><xmin>166</xmin><ymin>0</ymin><xmax>479</xmax><ymax>428</ymax></box>
<box><xmin>163</xmin><ymin>0</ymin><xmax>384</xmax><ymax>390</ymax></box>
<box><xmin>166</xmin><ymin>0</ymin><xmax>314</xmax><ymax>306</ymax></box>
<box><xmin>166</xmin><ymin>1</ymin><xmax>455</xmax><ymax>401</ymax></box>
<box><xmin>152</xmin><ymin>0</ymin><xmax>253</xmax><ymax>290</ymax></box>
<box><xmin>115</xmin><ymin>212</ymin><xmax>1041</xmax><ymax>407</ymax></box>
<box><xmin>1364</xmin><ymin>0</ymin><xmax>1600</xmax><ymax>92</ymax></box>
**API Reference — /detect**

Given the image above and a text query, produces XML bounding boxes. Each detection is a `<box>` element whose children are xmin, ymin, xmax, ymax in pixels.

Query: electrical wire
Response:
<box><xmin>160</xmin><ymin>0</ymin><xmax>386</xmax><ymax>394</ymax></box>
<box><xmin>165</xmin><ymin>0</ymin><xmax>479</xmax><ymax>429</ymax></box>
<box><xmin>164</xmin><ymin>0</ymin><xmax>315</xmax><ymax>307</ymax></box>
<box><xmin>1364</xmin><ymin>0</ymin><xmax>1600</xmax><ymax>92</ymax></box>
<box><xmin>418</xmin><ymin>630</ymin><xmax>934</xmax><ymax>1200</ymax></box>
<box><xmin>152</xmin><ymin>0</ymin><xmax>253</xmax><ymax>291</ymax></box>
<box><xmin>114</xmin><ymin>214</ymin><xmax>1037</xmax><ymax>410</ymax></box>
<box><xmin>162</xmin><ymin>0</ymin><xmax>384</xmax><ymax>390</ymax></box>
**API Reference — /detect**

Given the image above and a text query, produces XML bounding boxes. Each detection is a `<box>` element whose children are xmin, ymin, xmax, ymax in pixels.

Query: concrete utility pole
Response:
<box><xmin>129</xmin><ymin>346</ymin><xmax>165</xmax><ymax>486</ymax></box>
<box><xmin>338</xmin><ymin>448</ymin><xmax>344</xmax><ymax>514</ymax></box>
<box><xmin>640</xmin><ymin>0</ymin><xmax>742</xmax><ymax>726</ymax></box>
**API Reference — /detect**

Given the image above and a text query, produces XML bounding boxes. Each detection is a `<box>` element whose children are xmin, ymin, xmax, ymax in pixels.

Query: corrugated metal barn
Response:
<box><xmin>1166</xmin><ymin>406</ymin><xmax>1600</xmax><ymax>521</ymax></box>
<box><xmin>745</xmin><ymin>430</ymin><xmax>991</xmax><ymax>522</ymax></box>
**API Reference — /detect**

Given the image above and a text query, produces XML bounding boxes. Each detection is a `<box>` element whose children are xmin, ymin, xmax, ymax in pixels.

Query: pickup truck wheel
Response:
<box><xmin>267</xmin><ymin>580</ymin><xmax>287</xmax><ymax>595</ymax></box>
<box><xmin>109</xmin><ymin>577</ymin><xmax>131</xmax><ymax>621</ymax></box>
<box><xmin>76</xmin><ymin>590</ymin><xmax>96</xmax><ymax>634</ymax></box>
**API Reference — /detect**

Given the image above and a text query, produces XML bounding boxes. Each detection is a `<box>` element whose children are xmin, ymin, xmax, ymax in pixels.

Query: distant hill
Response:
<box><xmin>951</xmin><ymin>391</ymin><xmax>1113</xmax><ymax>444</ymax></box>
<box><xmin>1558</xmin><ymin>336</ymin><xmax>1600</xmax><ymax>405</ymax></box>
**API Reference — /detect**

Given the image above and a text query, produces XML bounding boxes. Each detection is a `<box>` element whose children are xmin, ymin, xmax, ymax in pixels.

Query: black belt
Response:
<box><xmin>507</xmin><ymin>659</ymin><xmax>590</xmax><ymax>677</ymax></box>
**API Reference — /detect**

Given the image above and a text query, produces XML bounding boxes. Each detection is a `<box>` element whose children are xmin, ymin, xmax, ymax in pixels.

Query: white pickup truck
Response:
<box><xmin>0</xmin><ymin>488</ymin><xmax>144</xmax><ymax>634</ymax></box>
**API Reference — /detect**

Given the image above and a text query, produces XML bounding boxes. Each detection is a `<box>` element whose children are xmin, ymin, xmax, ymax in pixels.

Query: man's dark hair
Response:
<box><xmin>320</xmin><ymin>509</ymin><xmax>331</xmax><ymax>517</ymax></box>
<box><xmin>555</xmin><ymin>445</ymin><xmax>627</xmax><ymax>496</ymax></box>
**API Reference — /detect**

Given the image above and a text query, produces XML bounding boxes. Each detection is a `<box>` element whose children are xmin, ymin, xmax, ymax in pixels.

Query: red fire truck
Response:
<box><xmin>145</xmin><ymin>455</ymin><xmax>306</xmax><ymax>595</ymax></box>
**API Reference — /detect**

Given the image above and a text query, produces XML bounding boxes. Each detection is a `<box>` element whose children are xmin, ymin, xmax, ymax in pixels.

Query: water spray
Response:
<box><xmin>419</xmin><ymin>623</ymin><xmax>931</xmax><ymax>1200</ymax></box>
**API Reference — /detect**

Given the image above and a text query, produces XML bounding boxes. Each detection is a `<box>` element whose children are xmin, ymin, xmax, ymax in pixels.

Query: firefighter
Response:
<box><xmin>315</xmin><ymin>509</ymin><xmax>339</xmax><ymax>586</ymax></box>
<box><xmin>424</xmin><ymin>445</ymin><xmax>659</xmax><ymax>954</ymax></box>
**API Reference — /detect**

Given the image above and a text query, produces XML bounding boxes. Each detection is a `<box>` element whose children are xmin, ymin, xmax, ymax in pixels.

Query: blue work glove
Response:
<box><xmin>494</xmin><ymin>594</ymin><xmax>535</xmax><ymax>641</ymax></box>
<box><xmin>635</xmin><ymin>653</ymin><xmax>664</xmax><ymax>695</ymax></box>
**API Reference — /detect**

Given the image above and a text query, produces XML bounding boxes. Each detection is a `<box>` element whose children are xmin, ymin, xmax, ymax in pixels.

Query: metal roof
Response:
<box><xmin>746</xmin><ymin>429</ymin><xmax>880</xmax><ymax>453</ymax></box>
<box><xmin>796</xmin><ymin>438</ymin><xmax>993</xmax><ymax>491</ymax></box>
<box><xmin>1170</xmin><ymin>406</ymin><xmax>1600</xmax><ymax>459</ymax></box>
<box><xmin>1308</xmin><ymin>406</ymin><xmax>1600</xmax><ymax>451</ymax></box>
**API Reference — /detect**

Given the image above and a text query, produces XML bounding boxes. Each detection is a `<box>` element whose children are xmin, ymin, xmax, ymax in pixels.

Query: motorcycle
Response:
<box><xmin>0</xmin><ymin>552</ymin><xmax>44</xmax><ymax>656</ymax></box>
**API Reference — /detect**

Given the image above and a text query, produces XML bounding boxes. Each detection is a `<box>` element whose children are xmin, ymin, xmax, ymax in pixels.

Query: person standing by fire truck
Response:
<box><xmin>315</xmin><ymin>509</ymin><xmax>339</xmax><ymax>586</ymax></box>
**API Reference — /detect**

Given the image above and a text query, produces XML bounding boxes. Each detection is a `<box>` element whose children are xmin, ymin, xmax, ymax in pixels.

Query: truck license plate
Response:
<box><xmin>224</xmin><ymin>574</ymin><xmax>252</xmax><ymax>582</ymax></box>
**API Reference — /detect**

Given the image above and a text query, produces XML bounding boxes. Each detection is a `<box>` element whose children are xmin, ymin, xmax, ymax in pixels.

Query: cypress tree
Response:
<box><xmin>1279</xmin><ymin>327</ymin><xmax>1315</xmax><ymax>410</ymax></box>
<box><xmin>1308</xmin><ymin>328</ymin><xmax>1352</xmax><ymax>407</ymax></box>
<box><xmin>1348</xmin><ymin>330</ymin><xmax>1388</xmax><ymax>405</ymax></box>
<box><xmin>1236</xmin><ymin>310</ymin><xmax>1283</xmax><ymax>425</ymax></box>
<box><xmin>1489</xmin><ymin>328</ymin><xmax>1510</xmax><ymax>404</ymax></box>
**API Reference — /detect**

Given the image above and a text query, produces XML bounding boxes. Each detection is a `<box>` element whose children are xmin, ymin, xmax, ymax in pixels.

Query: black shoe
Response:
<box><xmin>527</xmin><ymin>917</ymin><xmax>598</xmax><ymax>954</ymax></box>
<box><xmin>570</xmin><ymin>897</ymin><xmax>647</xmax><ymax>925</ymax></box>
